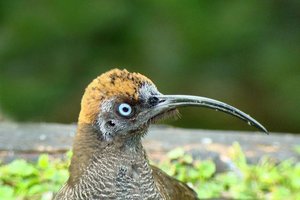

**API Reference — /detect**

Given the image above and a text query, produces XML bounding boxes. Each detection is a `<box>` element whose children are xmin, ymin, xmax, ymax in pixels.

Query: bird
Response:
<box><xmin>54</xmin><ymin>69</ymin><xmax>267</xmax><ymax>200</ymax></box>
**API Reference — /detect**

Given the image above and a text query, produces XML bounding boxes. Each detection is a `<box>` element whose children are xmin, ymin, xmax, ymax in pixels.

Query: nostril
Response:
<box><xmin>148</xmin><ymin>96</ymin><xmax>159</xmax><ymax>106</ymax></box>
<box><xmin>108</xmin><ymin>120</ymin><xmax>115</xmax><ymax>127</ymax></box>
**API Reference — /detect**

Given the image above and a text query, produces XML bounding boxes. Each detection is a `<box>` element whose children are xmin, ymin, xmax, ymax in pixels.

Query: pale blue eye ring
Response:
<box><xmin>118</xmin><ymin>103</ymin><xmax>132</xmax><ymax>117</ymax></box>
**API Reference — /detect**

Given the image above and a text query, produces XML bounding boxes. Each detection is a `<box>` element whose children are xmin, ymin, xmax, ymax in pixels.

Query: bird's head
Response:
<box><xmin>78</xmin><ymin>69</ymin><xmax>267</xmax><ymax>143</ymax></box>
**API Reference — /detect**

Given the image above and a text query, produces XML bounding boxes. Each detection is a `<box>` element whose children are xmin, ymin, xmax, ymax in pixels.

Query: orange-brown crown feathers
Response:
<box><xmin>78</xmin><ymin>69</ymin><xmax>154</xmax><ymax>124</ymax></box>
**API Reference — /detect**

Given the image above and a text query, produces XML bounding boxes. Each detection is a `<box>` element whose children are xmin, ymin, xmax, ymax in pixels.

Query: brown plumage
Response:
<box><xmin>55</xmin><ymin>69</ymin><xmax>267</xmax><ymax>200</ymax></box>
<box><xmin>152</xmin><ymin>166</ymin><xmax>198</xmax><ymax>199</ymax></box>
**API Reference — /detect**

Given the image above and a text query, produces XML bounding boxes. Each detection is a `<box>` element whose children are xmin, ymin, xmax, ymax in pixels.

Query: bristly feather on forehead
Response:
<box><xmin>78</xmin><ymin>69</ymin><xmax>154</xmax><ymax>124</ymax></box>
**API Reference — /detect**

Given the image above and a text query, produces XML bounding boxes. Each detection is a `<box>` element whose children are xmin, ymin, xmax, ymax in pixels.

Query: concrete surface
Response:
<box><xmin>0</xmin><ymin>122</ymin><xmax>299</xmax><ymax>172</ymax></box>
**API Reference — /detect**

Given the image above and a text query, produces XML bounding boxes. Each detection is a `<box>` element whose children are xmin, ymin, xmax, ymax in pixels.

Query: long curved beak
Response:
<box><xmin>147</xmin><ymin>95</ymin><xmax>268</xmax><ymax>134</ymax></box>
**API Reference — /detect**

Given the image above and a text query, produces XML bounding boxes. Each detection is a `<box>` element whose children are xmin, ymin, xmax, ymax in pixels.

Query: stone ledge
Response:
<box><xmin>0</xmin><ymin>122</ymin><xmax>299</xmax><ymax>172</ymax></box>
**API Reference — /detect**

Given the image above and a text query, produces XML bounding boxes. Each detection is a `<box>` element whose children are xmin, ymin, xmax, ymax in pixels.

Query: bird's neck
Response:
<box><xmin>67</xmin><ymin>123</ymin><xmax>148</xmax><ymax>186</ymax></box>
<box><xmin>64</xmin><ymin>123</ymin><xmax>162</xmax><ymax>199</ymax></box>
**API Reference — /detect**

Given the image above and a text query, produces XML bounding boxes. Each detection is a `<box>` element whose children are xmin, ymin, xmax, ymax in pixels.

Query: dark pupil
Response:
<box><xmin>123</xmin><ymin>107</ymin><xmax>129</xmax><ymax>113</ymax></box>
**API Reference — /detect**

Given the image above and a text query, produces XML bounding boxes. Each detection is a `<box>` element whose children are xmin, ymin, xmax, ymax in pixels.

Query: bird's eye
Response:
<box><xmin>118</xmin><ymin>103</ymin><xmax>133</xmax><ymax>117</ymax></box>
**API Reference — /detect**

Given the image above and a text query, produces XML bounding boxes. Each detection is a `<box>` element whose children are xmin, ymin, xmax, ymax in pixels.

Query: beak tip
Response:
<box><xmin>248</xmin><ymin>121</ymin><xmax>268</xmax><ymax>134</ymax></box>
<box><xmin>259</xmin><ymin>126</ymin><xmax>269</xmax><ymax>135</ymax></box>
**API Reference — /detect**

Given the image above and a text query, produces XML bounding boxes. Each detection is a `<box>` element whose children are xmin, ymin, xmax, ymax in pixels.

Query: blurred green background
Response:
<box><xmin>0</xmin><ymin>1</ymin><xmax>299</xmax><ymax>133</ymax></box>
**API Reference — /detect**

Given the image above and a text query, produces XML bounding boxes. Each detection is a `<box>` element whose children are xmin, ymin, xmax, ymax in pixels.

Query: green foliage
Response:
<box><xmin>0</xmin><ymin>154</ymin><xmax>69</xmax><ymax>200</ymax></box>
<box><xmin>0</xmin><ymin>145</ymin><xmax>299</xmax><ymax>199</ymax></box>
<box><xmin>160</xmin><ymin>143</ymin><xmax>300</xmax><ymax>199</ymax></box>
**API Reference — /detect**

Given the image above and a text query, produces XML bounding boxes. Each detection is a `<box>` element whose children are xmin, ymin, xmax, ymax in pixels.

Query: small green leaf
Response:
<box><xmin>66</xmin><ymin>150</ymin><xmax>73</xmax><ymax>160</ymax></box>
<box><xmin>197</xmin><ymin>160</ymin><xmax>216</xmax><ymax>179</ymax></box>
<box><xmin>271</xmin><ymin>186</ymin><xmax>291</xmax><ymax>198</ymax></box>
<box><xmin>196</xmin><ymin>182</ymin><xmax>223</xmax><ymax>198</ymax></box>
<box><xmin>28</xmin><ymin>184</ymin><xmax>47</xmax><ymax>195</ymax></box>
<box><xmin>230</xmin><ymin>142</ymin><xmax>247</xmax><ymax>168</ymax></box>
<box><xmin>182</xmin><ymin>154</ymin><xmax>193</xmax><ymax>164</ymax></box>
<box><xmin>167</xmin><ymin>148</ymin><xmax>185</xmax><ymax>160</ymax></box>
<box><xmin>38</xmin><ymin>154</ymin><xmax>49</xmax><ymax>169</ymax></box>
<box><xmin>0</xmin><ymin>185</ymin><xmax>14</xmax><ymax>199</ymax></box>
<box><xmin>5</xmin><ymin>160</ymin><xmax>36</xmax><ymax>176</ymax></box>
<box><xmin>187</xmin><ymin>168</ymin><xmax>199</xmax><ymax>183</ymax></box>
<box><xmin>50</xmin><ymin>169</ymin><xmax>69</xmax><ymax>183</ymax></box>
<box><xmin>216</xmin><ymin>172</ymin><xmax>239</xmax><ymax>187</ymax></box>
